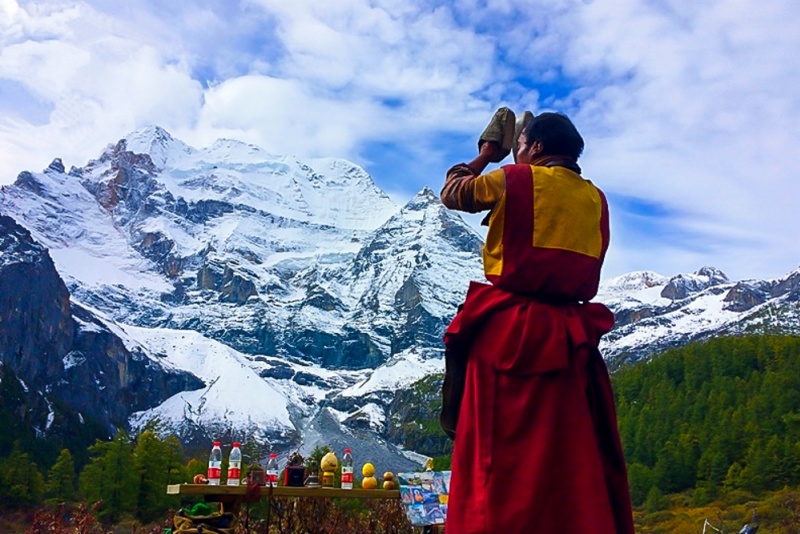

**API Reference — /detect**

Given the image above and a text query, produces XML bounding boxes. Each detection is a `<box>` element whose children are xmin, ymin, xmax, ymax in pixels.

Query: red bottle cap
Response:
<box><xmin>233</xmin><ymin>442</ymin><xmax>240</xmax><ymax>448</ymax></box>
<box><xmin>213</xmin><ymin>441</ymin><xmax>221</xmax><ymax>446</ymax></box>
<box><xmin>270</xmin><ymin>452</ymin><xmax>277</xmax><ymax>458</ymax></box>
<box><xmin>344</xmin><ymin>448</ymin><xmax>351</xmax><ymax>453</ymax></box>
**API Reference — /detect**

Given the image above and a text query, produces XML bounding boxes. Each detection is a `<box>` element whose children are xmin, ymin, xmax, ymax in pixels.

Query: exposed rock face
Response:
<box><xmin>284</xmin><ymin>328</ymin><xmax>385</xmax><ymax>369</ymax></box>
<box><xmin>0</xmin><ymin>361</ymin><xmax>109</xmax><ymax>449</ymax></box>
<box><xmin>773</xmin><ymin>270</ymin><xmax>800</xmax><ymax>301</ymax></box>
<box><xmin>80</xmin><ymin>140</ymin><xmax>160</xmax><ymax>212</ymax></box>
<box><xmin>48</xmin><ymin>158</ymin><xmax>66</xmax><ymax>174</ymax></box>
<box><xmin>724</xmin><ymin>282</ymin><xmax>769</xmax><ymax>312</ymax></box>
<box><xmin>65</xmin><ymin>303</ymin><xmax>204</xmax><ymax>427</ymax></box>
<box><xmin>612</xmin><ymin>306</ymin><xmax>657</xmax><ymax>328</ymax></box>
<box><xmin>0</xmin><ymin>215</ymin><xmax>203</xmax><ymax>432</ymax></box>
<box><xmin>0</xmin><ymin>215</ymin><xmax>73</xmax><ymax>384</ymax></box>
<box><xmin>198</xmin><ymin>260</ymin><xmax>259</xmax><ymax>304</ymax></box>
<box><xmin>661</xmin><ymin>266</ymin><xmax>729</xmax><ymax>300</ymax></box>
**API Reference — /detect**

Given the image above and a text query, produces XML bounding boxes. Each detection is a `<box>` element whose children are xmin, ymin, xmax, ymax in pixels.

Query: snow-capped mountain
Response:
<box><xmin>0</xmin><ymin>126</ymin><xmax>483</xmax><ymax>463</ymax></box>
<box><xmin>598</xmin><ymin>266</ymin><xmax>800</xmax><ymax>368</ymax></box>
<box><xmin>1</xmin><ymin>126</ymin><xmax>798</xmax><ymax>462</ymax></box>
<box><xmin>0</xmin><ymin>215</ymin><xmax>202</xmax><ymax>434</ymax></box>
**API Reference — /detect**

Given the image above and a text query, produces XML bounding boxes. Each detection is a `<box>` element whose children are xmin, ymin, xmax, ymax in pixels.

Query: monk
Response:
<box><xmin>439</xmin><ymin>111</ymin><xmax>635</xmax><ymax>533</ymax></box>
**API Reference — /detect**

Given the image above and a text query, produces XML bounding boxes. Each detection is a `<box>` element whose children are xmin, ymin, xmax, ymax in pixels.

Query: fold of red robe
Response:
<box><xmin>444</xmin><ymin>281</ymin><xmax>635</xmax><ymax>534</ymax></box>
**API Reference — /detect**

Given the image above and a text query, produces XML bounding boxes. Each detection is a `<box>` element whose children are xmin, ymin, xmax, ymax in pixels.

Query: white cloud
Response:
<box><xmin>0</xmin><ymin>0</ymin><xmax>798</xmax><ymax>281</ymax></box>
<box><xmin>560</xmin><ymin>0</ymin><xmax>800</xmax><ymax>279</ymax></box>
<box><xmin>0</xmin><ymin>1</ymin><xmax>203</xmax><ymax>178</ymax></box>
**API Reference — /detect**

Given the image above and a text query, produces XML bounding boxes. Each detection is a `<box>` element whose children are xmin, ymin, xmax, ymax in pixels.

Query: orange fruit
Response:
<box><xmin>361</xmin><ymin>476</ymin><xmax>378</xmax><ymax>489</ymax></box>
<box><xmin>383</xmin><ymin>480</ymin><xmax>395</xmax><ymax>490</ymax></box>
<box><xmin>383</xmin><ymin>472</ymin><xmax>394</xmax><ymax>481</ymax></box>
<box><xmin>361</xmin><ymin>463</ymin><xmax>375</xmax><ymax>477</ymax></box>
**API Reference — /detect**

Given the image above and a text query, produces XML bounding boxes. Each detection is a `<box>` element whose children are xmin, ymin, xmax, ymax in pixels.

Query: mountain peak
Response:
<box><xmin>122</xmin><ymin>125</ymin><xmax>192</xmax><ymax>169</ymax></box>
<box><xmin>45</xmin><ymin>158</ymin><xmax>65</xmax><ymax>174</ymax></box>
<box><xmin>403</xmin><ymin>186</ymin><xmax>439</xmax><ymax>211</ymax></box>
<box><xmin>694</xmin><ymin>265</ymin><xmax>729</xmax><ymax>284</ymax></box>
<box><xmin>601</xmin><ymin>270</ymin><xmax>669</xmax><ymax>293</ymax></box>
<box><xmin>660</xmin><ymin>265</ymin><xmax>730</xmax><ymax>301</ymax></box>
<box><xmin>125</xmin><ymin>124</ymin><xmax>173</xmax><ymax>145</ymax></box>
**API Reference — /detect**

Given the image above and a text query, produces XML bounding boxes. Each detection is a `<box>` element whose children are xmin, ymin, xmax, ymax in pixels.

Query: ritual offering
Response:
<box><xmin>383</xmin><ymin>471</ymin><xmax>395</xmax><ymax>490</ymax></box>
<box><xmin>361</xmin><ymin>462</ymin><xmax>377</xmax><ymax>489</ymax></box>
<box><xmin>362</xmin><ymin>462</ymin><xmax>375</xmax><ymax>477</ymax></box>
<box><xmin>246</xmin><ymin>464</ymin><xmax>266</xmax><ymax>486</ymax></box>
<box><xmin>304</xmin><ymin>457</ymin><xmax>320</xmax><ymax>487</ymax></box>
<box><xmin>284</xmin><ymin>451</ymin><xmax>305</xmax><ymax>487</ymax></box>
<box><xmin>320</xmin><ymin>451</ymin><xmax>338</xmax><ymax>488</ymax></box>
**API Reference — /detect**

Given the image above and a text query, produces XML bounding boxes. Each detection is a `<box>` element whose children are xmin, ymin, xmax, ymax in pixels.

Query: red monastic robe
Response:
<box><xmin>442</xmin><ymin>163</ymin><xmax>635</xmax><ymax>534</ymax></box>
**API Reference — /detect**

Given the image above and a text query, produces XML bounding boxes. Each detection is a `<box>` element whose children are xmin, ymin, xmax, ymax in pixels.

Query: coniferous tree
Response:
<box><xmin>186</xmin><ymin>457</ymin><xmax>206</xmax><ymax>481</ymax></box>
<box><xmin>133</xmin><ymin>430</ymin><xmax>185</xmax><ymax>522</ymax></box>
<box><xmin>644</xmin><ymin>485</ymin><xmax>666</xmax><ymax>513</ymax></box>
<box><xmin>627</xmin><ymin>462</ymin><xmax>655</xmax><ymax>506</ymax></box>
<box><xmin>46</xmin><ymin>448</ymin><xmax>75</xmax><ymax>504</ymax></box>
<box><xmin>723</xmin><ymin>461</ymin><xmax>743</xmax><ymax>492</ymax></box>
<box><xmin>0</xmin><ymin>441</ymin><xmax>45</xmax><ymax>509</ymax></box>
<box><xmin>79</xmin><ymin>429</ymin><xmax>137</xmax><ymax>521</ymax></box>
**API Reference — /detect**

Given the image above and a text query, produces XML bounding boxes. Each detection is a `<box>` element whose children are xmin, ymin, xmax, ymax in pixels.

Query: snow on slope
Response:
<box><xmin>597</xmin><ymin>270</ymin><xmax>670</xmax><ymax>306</ymax></box>
<box><xmin>0</xmin><ymin>166</ymin><xmax>171</xmax><ymax>292</ymax></box>
<box><xmin>121</xmin><ymin>126</ymin><xmax>399</xmax><ymax>231</ymax></box>
<box><xmin>125</xmin><ymin>325</ymin><xmax>295</xmax><ymax>437</ymax></box>
<box><xmin>339</xmin><ymin>348</ymin><xmax>445</xmax><ymax>399</ymax></box>
<box><xmin>600</xmin><ymin>290</ymin><xmax>742</xmax><ymax>356</ymax></box>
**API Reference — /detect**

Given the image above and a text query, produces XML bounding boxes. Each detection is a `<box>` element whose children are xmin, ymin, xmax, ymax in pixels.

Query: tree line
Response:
<box><xmin>614</xmin><ymin>334</ymin><xmax>800</xmax><ymax>507</ymax></box>
<box><xmin>3</xmin><ymin>333</ymin><xmax>800</xmax><ymax>523</ymax></box>
<box><xmin>0</xmin><ymin>428</ymin><xmax>203</xmax><ymax>523</ymax></box>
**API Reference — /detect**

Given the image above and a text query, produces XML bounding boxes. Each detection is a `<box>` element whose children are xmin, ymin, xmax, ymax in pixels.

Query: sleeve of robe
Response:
<box><xmin>440</xmin><ymin>164</ymin><xmax>506</xmax><ymax>213</ymax></box>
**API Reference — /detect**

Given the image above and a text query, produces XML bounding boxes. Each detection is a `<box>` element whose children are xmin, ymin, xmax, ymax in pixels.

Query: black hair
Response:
<box><xmin>523</xmin><ymin>112</ymin><xmax>584</xmax><ymax>160</ymax></box>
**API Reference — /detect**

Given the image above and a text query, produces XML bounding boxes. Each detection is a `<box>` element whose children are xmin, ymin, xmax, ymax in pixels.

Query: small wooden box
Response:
<box><xmin>247</xmin><ymin>467</ymin><xmax>266</xmax><ymax>486</ymax></box>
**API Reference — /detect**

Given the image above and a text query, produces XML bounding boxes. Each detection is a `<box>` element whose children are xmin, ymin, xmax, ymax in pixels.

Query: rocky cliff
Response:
<box><xmin>0</xmin><ymin>215</ymin><xmax>203</xmax><ymax>433</ymax></box>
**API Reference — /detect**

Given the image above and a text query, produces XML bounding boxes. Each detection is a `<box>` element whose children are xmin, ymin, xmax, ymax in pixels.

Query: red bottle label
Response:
<box><xmin>208</xmin><ymin>467</ymin><xmax>221</xmax><ymax>479</ymax></box>
<box><xmin>228</xmin><ymin>467</ymin><xmax>240</xmax><ymax>479</ymax></box>
<box><xmin>341</xmin><ymin>472</ymin><xmax>353</xmax><ymax>484</ymax></box>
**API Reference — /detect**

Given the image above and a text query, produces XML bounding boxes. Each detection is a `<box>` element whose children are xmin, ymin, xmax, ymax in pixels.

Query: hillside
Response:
<box><xmin>0</xmin><ymin>126</ymin><xmax>798</xmax><ymax>460</ymax></box>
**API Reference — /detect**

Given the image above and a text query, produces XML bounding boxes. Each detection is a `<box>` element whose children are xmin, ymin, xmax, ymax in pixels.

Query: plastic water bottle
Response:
<box><xmin>266</xmin><ymin>453</ymin><xmax>279</xmax><ymax>487</ymax></box>
<box><xmin>341</xmin><ymin>448</ymin><xmax>354</xmax><ymax>489</ymax></box>
<box><xmin>207</xmin><ymin>441</ymin><xmax>222</xmax><ymax>485</ymax></box>
<box><xmin>227</xmin><ymin>442</ymin><xmax>242</xmax><ymax>486</ymax></box>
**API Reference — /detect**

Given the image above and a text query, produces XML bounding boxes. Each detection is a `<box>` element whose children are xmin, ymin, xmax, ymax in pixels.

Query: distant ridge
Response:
<box><xmin>0</xmin><ymin>126</ymin><xmax>798</xmax><ymax>459</ymax></box>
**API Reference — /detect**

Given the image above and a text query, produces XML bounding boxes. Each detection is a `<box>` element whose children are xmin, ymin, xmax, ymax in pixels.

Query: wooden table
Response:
<box><xmin>167</xmin><ymin>484</ymin><xmax>399</xmax><ymax>513</ymax></box>
<box><xmin>167</xmin><ymin>483</ymin><xmax>400</xmax><ymax>500</ymax></box>
<box><xmin>166</xmin><ymin>484</ymin><xmax>443</xmax><ymax>532</ymax></box>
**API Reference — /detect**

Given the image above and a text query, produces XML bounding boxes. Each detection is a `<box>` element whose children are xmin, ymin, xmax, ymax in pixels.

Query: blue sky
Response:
<box><xmin>1</xmin><ymin>0</ymin><xmax>798</xmax><ymax>282</ymax></box>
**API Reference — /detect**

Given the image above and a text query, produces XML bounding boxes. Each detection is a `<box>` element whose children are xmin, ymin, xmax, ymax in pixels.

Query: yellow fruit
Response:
<box><xmin>383</xmin><ymin>480</ymin><xmax>395</xmax><ymax>490</ymax></box>
<box><xmin>361</xmin><ymin>476</ymin><xmax>378</xmax><ymax>489</ymax></box>
<box><xmin>383</xmin><ymin>472</ymin><xmax>394</xmax><ymax>481</ymax></box>
<box><xmin>361</xmin><ymin>462</ymin><xmax>375</xmax><ymax>477</ymax></box>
